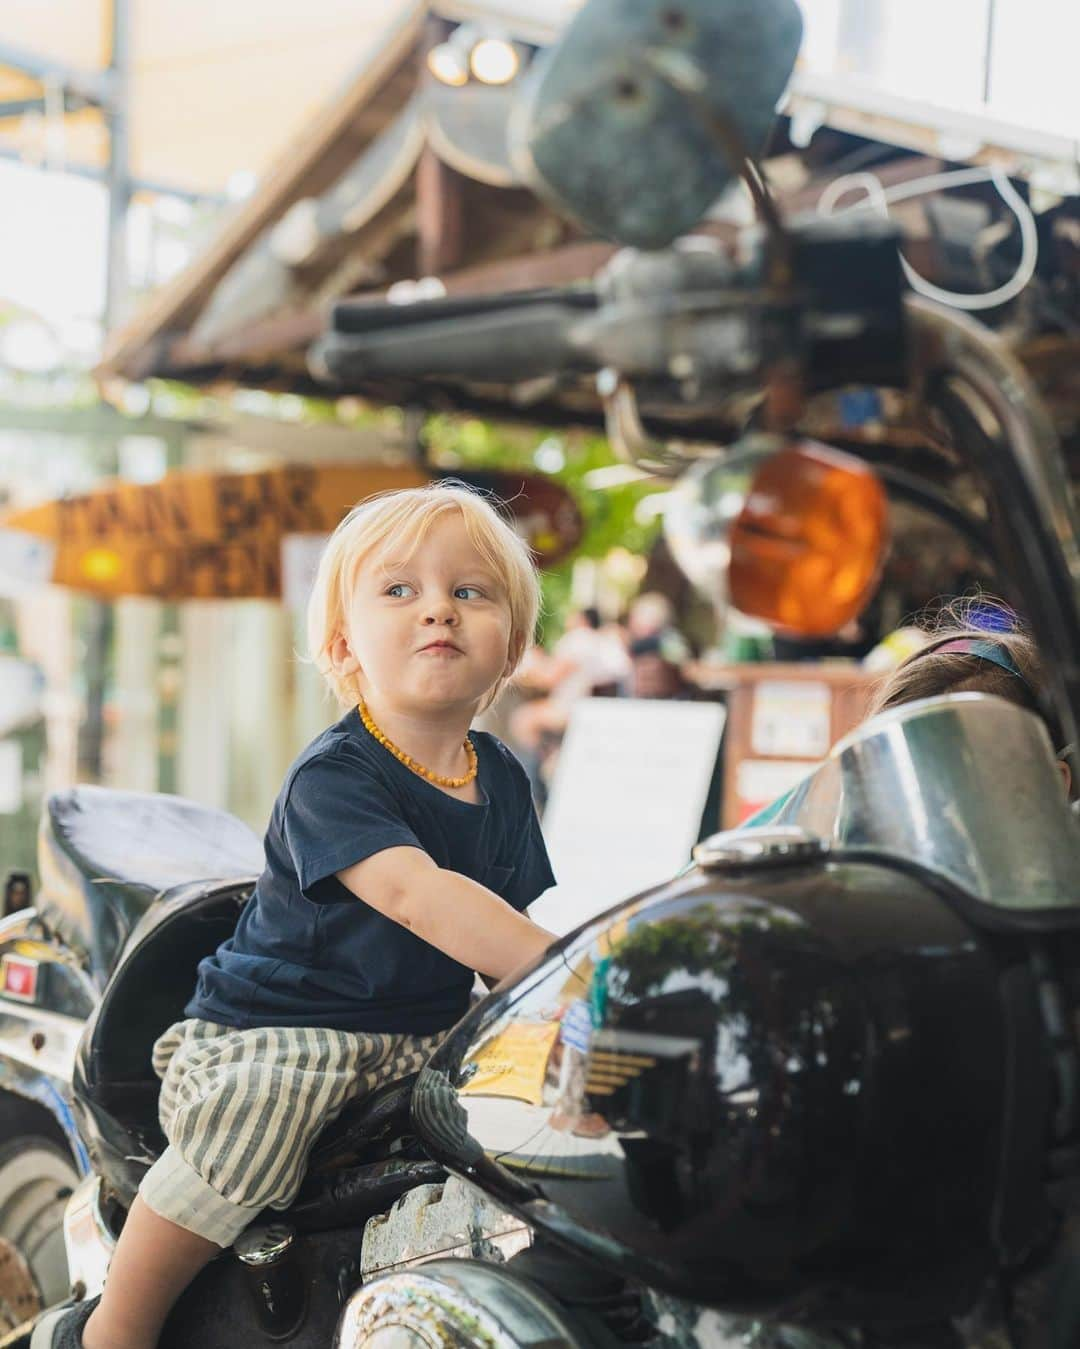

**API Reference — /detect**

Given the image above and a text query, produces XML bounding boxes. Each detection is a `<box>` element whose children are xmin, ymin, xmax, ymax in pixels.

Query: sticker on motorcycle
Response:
<box><xmin>0</xmin><ymin>954</ymin><xmax>38</xmax><ymax>1003</ymax></box>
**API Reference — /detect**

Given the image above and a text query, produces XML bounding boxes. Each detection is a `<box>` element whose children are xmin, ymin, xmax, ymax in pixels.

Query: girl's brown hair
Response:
<box><xmin>866</xmin><ymin>598</ymin><xmax>1059</xmax><ymax>743</ymax></box>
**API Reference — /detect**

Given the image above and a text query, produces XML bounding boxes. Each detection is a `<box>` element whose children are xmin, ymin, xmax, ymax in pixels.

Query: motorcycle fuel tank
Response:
<box><xmin>413</xmin><ymin>856</ymin><xmax>1040</xmax><ymax>1327</ymax></box>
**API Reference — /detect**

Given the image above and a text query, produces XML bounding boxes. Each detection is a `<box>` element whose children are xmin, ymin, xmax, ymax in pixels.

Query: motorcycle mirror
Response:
<box><xmin>510</xmin><ymin>0</ymin><xmax>803</xmax><ymax>249</ymax></box>
<box><xmin>664</xmin><ymin>436</ymin><xmax>889</xmax><ymax>637</ymax></box>
<box><xmin>731</xmin><ymin>439</ymin><xmax>889</xmax><ymax>636</ymax></box>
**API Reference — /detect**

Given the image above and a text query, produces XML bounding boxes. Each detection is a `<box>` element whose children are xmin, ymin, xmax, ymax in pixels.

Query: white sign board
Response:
<box><xmin>281</xmin><ymin>533</ymin><xmax>330</xmax><ymax>613</ymax></box>
<box><xmin>531</xmin><ymin>698</ymin><xmax>726</xmax><ymax>936</ymax></box>
<box><xmin>0</xmin><ymin>742</ymin><xmax>23</xmax><ymax>815</ymax></box>
<box><xmin>0</xmin><ymin>529</ymin><xmax>55</xmax><ymax>598</ymax></box>
<box><xmin>750</xmin><ymin>679</ymin><xmax>831</xmax><ymax>759</ymax></box>
<box><xmin>0</xmin><ymin>657</ymin><xmax>42</xmax><ymax>737</ymax></box>
<box><xmin>735</xmin><ymin>758</ymin><xmax>815</xmax><ymax>821</ymax></box>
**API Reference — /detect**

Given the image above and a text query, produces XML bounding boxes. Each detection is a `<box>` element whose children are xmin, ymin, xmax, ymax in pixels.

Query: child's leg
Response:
<box><xmin>60</xmin><ymin>1020</ymin><xmax>445</xmax><ymax>1349</ymax></box>
<box><xmin>81</xmin><ymin>1195</ymin><xmax>219</xmax><ymax>1349</ymax></box>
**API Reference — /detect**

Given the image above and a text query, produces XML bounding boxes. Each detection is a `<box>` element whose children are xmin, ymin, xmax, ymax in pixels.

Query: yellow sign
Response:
<box><xmin>460</xmin><ymin>1021</ymin><xmax>560</xmax><ymax>1105</ymax></box>
<box><xmin>0</xmin><ymin>464</ymin><xmax>583</xmax><ymax>600</ymax></box>
<box><xmin>2</xmin><ymin>464</ymin><xmax>428</xmax><ymax>600</ymax></box>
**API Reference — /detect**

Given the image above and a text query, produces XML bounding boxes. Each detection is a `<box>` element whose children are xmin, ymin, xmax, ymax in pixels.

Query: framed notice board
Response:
<box><xmin>694</xmin><ymin>663</ymin><xmax>880</xmax><ymax>829</ymax></box>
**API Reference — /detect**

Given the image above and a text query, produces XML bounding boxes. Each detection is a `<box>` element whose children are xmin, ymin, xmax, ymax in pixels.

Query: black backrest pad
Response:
<box><xmin>75</xmin><ymin>881</ymin><xmax>251</xmax><ymax>1138</ymax></box>
<box><xmin>74</xmin><ymin>882</ymin><xmax>426</xmax><ymax>1194</ymax></box>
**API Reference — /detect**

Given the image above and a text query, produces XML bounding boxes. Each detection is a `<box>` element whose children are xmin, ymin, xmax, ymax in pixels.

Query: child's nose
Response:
<box><xmin>422</xmin><ymin>597</ymin><xmax>458</xmax><ymax>624</ymax></box>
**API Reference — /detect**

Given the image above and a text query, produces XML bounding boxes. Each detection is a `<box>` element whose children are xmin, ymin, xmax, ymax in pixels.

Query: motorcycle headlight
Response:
<box><xmin>334</xmin><ymin>1258</ymin><xmax>586</xmax><ymax>1348</ymax></box>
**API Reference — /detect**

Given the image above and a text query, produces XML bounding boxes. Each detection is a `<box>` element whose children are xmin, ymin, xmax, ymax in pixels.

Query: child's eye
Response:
<box><xmin>386</xmin><ymin>583</ymin><xmax>415</xmax><ymax>598</ymax></box>
<box><xmin>454</xmin><ymin>586</ymin><xmax>485</xmax><ymax>600</ymax></box>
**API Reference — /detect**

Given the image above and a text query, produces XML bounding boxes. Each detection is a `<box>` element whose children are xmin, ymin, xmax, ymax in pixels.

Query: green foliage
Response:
<box><xmin>607</xmin><ymin>904</ymin><xmax>801</xmax><ymax>1000</ymax></box>
<box><xmin>422</xmin><ymin>415</ymin><xmax>663</xmax><ymax>640</ymax></box>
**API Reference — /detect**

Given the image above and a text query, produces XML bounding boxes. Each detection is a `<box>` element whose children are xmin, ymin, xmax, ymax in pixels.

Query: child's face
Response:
<box><xmin>334</xmin><ymin>511</ymin><xmax>515</xmax><ymax>716</ymax></box>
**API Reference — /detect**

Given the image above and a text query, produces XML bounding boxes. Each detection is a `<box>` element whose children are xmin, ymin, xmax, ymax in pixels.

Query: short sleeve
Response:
<box><xmin>505</xmin><ymin>807</ymin><xmax>556</xmax><ymax>911</ymax></box>
<box><xmin>282</xmin><ymin>746</ymin><xmax>423</xmax><ymax>900</ymax></box>
<box><xmin>494</xmin><ymin>746</ymin><xmax>555</xmax><ymax>910</ymax></box>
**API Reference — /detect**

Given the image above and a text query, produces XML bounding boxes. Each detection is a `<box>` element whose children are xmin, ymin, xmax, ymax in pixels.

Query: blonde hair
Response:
<box><xmin>307</xmin><ymin>480</ymin><xmax>541</xmax><ymax>710</ymax></box>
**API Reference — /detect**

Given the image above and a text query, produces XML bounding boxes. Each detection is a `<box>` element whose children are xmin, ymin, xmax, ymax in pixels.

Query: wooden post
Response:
<box><xmin>416</xmin><ymin>144</ymin><xmax>466</xmax><ymax>278</ymax></box>
<box><xmin>416</xmin><ymin>16</ymin><xmax>465</xmax><ymax>278</ymax></box>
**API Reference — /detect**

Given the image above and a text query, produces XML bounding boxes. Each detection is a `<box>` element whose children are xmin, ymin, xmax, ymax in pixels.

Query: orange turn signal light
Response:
<box><xmin>729</xmin><ymin>439</ymin><xmax>888</xmax><ymax>636</ymax></box>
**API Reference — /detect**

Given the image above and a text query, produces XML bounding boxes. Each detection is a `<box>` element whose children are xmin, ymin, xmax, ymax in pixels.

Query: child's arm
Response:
<box><xmin>336</xmin><ymin>847</ymin><xmax>554</xmax><ymax>982</ymax></box>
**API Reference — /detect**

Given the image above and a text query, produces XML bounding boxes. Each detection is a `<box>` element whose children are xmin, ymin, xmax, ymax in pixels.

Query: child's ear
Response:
<box><xmin>504</xmin><ymin>632</ymin><xmax>525</xmax><ymax>677</ymax></box>
<box><xmin>329</xmin><ymin>633</ymin><xmax>361</xmax><ymax>677</ymax></box>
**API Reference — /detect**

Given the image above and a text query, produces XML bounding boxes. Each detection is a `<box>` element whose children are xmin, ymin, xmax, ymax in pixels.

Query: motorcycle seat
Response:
<box><xmin>72</xmin><ymin>878</ymin><xmax>255</xmax><ymax>1196</ymax></box>
<box><xmin>307</xmin><ymin>1073</ymin><xmax>419</xmax><ymax>1174</ymax></box>
<box><xmin>37</xmin><ymin>785</ymin><xmax>263</xmax><ymax>985</ymax></box>
<box><xmin>72</xmin><ymin>878</ymin><xmax>438</xmax><ymax>1216</ymax></box>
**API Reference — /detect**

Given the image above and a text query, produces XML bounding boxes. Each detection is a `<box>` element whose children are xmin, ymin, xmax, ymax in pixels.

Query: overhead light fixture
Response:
<box><xmin>427</xmin><ymin>26</ymin><xmax>524</xmax><ymax>88</ymax></box>
<box><xmin>469</xmin><ymin>36</ymin><xmax>520</xmax><ymax>86</ymax></box>
<box><xmin>427</xmin><ymin>41</ymin><xmax>469</xmax><ymax>87</ymax></box>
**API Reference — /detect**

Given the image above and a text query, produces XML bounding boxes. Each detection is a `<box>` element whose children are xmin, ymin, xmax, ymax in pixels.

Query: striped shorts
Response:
<box><xmin>138</xmin><ymin>1018</ymin><xmax>444</xmax><ymax>1247</ymax></box>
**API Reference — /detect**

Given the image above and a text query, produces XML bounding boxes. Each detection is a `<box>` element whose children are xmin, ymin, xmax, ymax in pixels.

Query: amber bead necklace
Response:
<box><xmin>358</xmin><ymin>697</ymin><xmax>478</xmax><ymax>788</ymax></box>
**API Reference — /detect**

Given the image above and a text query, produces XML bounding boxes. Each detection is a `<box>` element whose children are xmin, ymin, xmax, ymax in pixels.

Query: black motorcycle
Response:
<box><xmin>5</xmin><ymin>0</ymin><xmax>1080</xmax><ymax>1344</ymax></box>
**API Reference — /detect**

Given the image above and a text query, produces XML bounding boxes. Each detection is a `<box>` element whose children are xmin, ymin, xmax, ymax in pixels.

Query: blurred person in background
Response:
<box><xmin>625</xmin><ymin>591</ymin><xmax>692</xmax><ymax>699</ymax></box>
<box><xmin>510</xmin><ymin>606</ymin><xmax>631</xmax><ymax>803</ymax></box>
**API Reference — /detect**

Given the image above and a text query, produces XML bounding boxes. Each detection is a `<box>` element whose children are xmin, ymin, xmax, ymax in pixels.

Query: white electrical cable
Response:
<box><xmin>816</xmin><ymin>166</ymin><xmax>1039</xmax><ymax>312</ymax></box>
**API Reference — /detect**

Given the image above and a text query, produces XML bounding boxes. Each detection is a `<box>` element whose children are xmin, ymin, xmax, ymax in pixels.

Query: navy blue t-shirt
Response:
<box><xmin>186</xmin><ymin>708</ymin><xmax>555</xmax><ymax>1034</ymax></box>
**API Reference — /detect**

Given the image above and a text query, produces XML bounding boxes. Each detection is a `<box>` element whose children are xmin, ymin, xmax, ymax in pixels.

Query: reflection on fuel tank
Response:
<box><xmin>415</xmin><ymin>861</ymin><xmax>1008</xmax><ymax>1321</ymax></box>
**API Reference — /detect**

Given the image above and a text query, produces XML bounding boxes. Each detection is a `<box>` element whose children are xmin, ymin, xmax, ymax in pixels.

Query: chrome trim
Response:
<box><xmin>908</xmin><ymin>285</ymin><xmax>1080</xmax><ymax>590</ymax></box>
<box><xmin>336</xmin><ymin>1258</ymin><xmax>587</xmax><ymax>1348</ymax></box>
<box><xmin>693</xmin><ymin>826</ymin><xmax>827</xmax><ymax>871</ymax></box>
<box><xmin>757</xmin><ymin>693</ymin><xmax>1080</xmax><ymax>914</ymax></box>
<box><xmin>0</xmin><ymin>908</ymin><xmax>97</xmax><ymax>1006</ymax></box>
<box><xmin>234</xmin><ymin>1224</ymin><xmax>295</xmax><ymax>1267</ymax></box>
<box><xmin>62</xmin><ymin>1175</ymin><xmax>115</xmax><ymax>1300</ymax></box>
<box><xmin>0</xmin><ymin>909</ymin><xmax>47</xmax><ymax>942</ymax></box>
<box><xmin>0</xmin><ymin>1001</ymin><xmax>84</xmax><ymax>1082</ymax></box>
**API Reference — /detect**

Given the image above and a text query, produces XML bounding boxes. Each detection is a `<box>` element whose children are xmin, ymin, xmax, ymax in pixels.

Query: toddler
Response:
<box><xmin>38</xmin><ymin>482</ymin><xmax>556</xmax><ymax>1349</ymax></box>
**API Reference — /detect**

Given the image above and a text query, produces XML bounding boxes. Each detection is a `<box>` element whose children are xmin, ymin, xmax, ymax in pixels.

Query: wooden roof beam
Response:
<box><xmin>96</xmin><ymin>0</ymin><xmax>429</xmax><ymax>383</ymax></box>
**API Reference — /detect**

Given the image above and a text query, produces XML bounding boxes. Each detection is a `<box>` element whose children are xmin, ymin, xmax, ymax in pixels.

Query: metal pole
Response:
<box><xmin>77</xmin><ymin>0</ymin><xmax>131</xmax><ymax>781</ymax></box>
<box><xmin>104</xmin><ymin>0</ymin><xmax>132</xmax><ymax>332</ymax></box>
<box><xmin>983</xmin><ymin>0</ymin><xmax>997</xmax><ymax>106</ymax></box>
